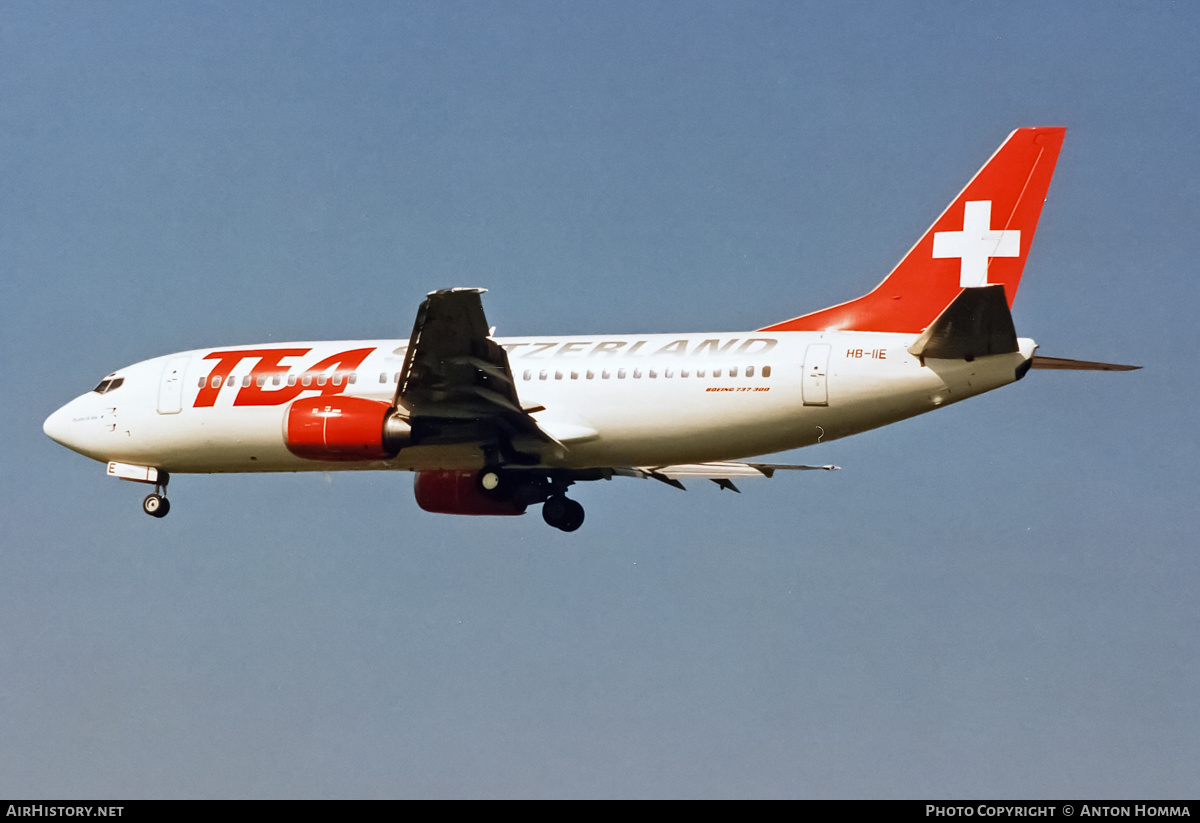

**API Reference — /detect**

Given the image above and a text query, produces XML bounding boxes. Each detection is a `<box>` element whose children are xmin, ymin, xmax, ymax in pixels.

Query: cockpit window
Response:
<box><xmin>92</xmin><ymin>377</ymin><xmax>125</xmax><ymax>395</ymax></box>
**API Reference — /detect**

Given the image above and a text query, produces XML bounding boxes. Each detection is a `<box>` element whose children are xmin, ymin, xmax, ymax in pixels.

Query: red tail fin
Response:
<box><xmin>761</xmin><ymin>127</ymin><xmax>1066</xmax><ymax>334</ymax></box>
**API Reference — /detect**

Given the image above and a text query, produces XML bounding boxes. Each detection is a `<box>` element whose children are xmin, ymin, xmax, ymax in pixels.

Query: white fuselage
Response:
<box><xmin>43</xmin><ymin>331</ymin><xmax>1037</xmax><ymax>473</ymax></box>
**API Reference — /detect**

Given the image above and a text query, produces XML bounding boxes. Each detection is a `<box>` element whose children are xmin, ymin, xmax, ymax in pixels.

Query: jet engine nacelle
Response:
<box><xmin>285</xmin><ymin>396</ymin><xmax>412</xmax><ymax>461</ymax></box>
<box><xmin>413</xmin><ymin>470</ymin><xmax>527</xmax><ymax>516</ymax></box>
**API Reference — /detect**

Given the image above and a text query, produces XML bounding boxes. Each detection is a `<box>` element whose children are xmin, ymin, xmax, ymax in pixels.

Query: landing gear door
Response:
<box><xmin>157</xmin><ymin>355</ymin><xmax>190</xmax><ymax>415</ymax></box>
<box><xmin>802</xmin><ymin>344</ymin><xmax>830</xmax><ymax>406</ymax></box>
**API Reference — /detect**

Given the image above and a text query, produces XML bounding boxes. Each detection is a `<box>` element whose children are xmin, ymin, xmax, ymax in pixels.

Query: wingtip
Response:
<box><xmin>426</xmin><ymin>287</ymin><xmax>488</xmax><ymax>298</ymax></box>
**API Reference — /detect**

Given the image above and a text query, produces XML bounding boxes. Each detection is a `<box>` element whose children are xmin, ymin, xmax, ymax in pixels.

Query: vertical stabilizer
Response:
<box><xmin>762</xmin><ymin>127</ymin><xmax>1066</xmax><ymax>334</ymax></box>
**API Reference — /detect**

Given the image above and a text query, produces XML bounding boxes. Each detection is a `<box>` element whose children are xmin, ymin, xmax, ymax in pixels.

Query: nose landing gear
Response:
<box><xmin>106</xmin><ymin>462</ymin><xmax>173</xmax><ymax>518</ymax></box>
<box><xmin>139</xmin><ymin>471</ymin><xmax>170</xmax><ymax>518</ymax></box>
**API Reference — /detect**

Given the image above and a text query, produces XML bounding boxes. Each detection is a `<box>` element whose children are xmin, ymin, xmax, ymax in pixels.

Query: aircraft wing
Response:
<box><xmin>615</xmin><ymin>461</ymin><xmax>839</xmax><ymax>492</ymax></box>
<box><xmin>394</xmin><ymin>288</ymin><xmax>555</xmax><ymax>452</ymax></box>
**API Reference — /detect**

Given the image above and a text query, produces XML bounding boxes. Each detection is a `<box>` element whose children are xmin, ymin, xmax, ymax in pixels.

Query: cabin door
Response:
<box><xmin>157</xmin><ymin>356</ymin><xmax>190</xmax><ymax>415</ymax></box>
<box><xmin>802</xmin><ymin>344</ymin><xmax>830</xmax><ymax>406</ymax></box>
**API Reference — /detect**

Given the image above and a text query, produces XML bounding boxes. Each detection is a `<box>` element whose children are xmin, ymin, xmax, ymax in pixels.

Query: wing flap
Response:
<box><xmin>613</xmin><ymin>461</ymin><xmax>839</xmax><ymax>489</ymax></box>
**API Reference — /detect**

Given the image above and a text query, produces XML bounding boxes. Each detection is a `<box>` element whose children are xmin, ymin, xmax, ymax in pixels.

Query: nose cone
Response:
<box><xmin>43</xmin><ymin>403</ymin><xmax>74</xmax><ymax>447</ymax></box>
<box><xmin>43</xmin><ymin>396</ymin><xmax>103</xmax><ymax>458</ymax></box>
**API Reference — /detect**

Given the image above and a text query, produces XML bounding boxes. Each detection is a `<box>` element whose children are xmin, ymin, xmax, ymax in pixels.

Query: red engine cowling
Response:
<box><xmin>413</xmin><ymin>470</ymin><xmax>527</xmax><ymax>516</ymax></box>
<box><xmin>285</xmin><ymin>396</ymin><xmax>398</xmax><ymax>461</ymax></box>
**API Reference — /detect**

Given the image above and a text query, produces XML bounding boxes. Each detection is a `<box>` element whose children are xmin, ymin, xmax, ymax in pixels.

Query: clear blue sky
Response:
<box><xmin>2</xmin><ymin>0</ymin><xmax>1197</xmax><ymax>798</ymax></box>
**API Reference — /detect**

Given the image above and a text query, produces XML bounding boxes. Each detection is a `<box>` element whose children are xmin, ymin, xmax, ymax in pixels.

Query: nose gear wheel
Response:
<box><xmin>141</xmin><ymin>472</ymin><xmax>171</xmax><ymax>518</ymax></box>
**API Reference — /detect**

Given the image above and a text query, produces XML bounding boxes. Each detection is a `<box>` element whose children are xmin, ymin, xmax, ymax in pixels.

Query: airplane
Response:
<box><xmin>43</xmin><ymin>127</ymin><xmax>1137</xmax><ymax>532</ymax></box>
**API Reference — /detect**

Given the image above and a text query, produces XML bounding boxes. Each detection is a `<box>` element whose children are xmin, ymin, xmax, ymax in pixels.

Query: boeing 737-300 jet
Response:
<box><xmin>43</xmin><ymin>127</ymin><xmax>1137</xmax><ymax>531</ymax></box>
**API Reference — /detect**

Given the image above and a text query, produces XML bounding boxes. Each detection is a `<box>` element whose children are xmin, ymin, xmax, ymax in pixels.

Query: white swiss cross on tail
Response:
<box><xmin>932</xmin><ymin>200</ymin><xmax>1021</xmax><ymax>287</ymax></box>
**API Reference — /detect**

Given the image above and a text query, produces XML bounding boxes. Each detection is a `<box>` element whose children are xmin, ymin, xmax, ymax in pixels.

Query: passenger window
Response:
<box><xmin>713</xmin><ymin>368</ymin><xmax>722</xmax><ymax>377</ymax></box>
<box><xmin>211</xmin><ymin>376</ymin><xmax>221</xmax><ymax>389</ymax></box>
<box><xmin>763</xmin><ymin>366</ymin><xmax>772</xmax><ymax>378</ymax></box>
<box><xmin>697</xmin><ymin>369</ymin><xmax>706</xmax><ymax>378</ymax></box>
<box><xmin>348</xmin><ymin>373</ymin><xmax>357</xmax><ymax>385</ymax></box>
<box><xmin>555</xmin><ymin>371</ymin><xmax>563</xmax><ymax>380</ymax></box>
<box><xmin>242</xmin><ymin>375</ymin><xmax>251</xmax><ymax>388</ymax></box>
<box><xmin>523</xmin><ymin>370</ymin><xmax>532</xmax><ymax>381</ymax></box>
<box><xmin>746</xmin><ymin>366</ymin><xmax>755</xmax><ymax>377</ymax></box>
<box><xmin>681</xmin><ymin>369</ymin><xmax>689</xmax><ymax>378</ymax></box>
<box><xmin>649</xmin><ymin>370</ymin><xmax>657</xmax><ymax>379</ymax></box>
<box><xmin>633</xmin><ymin>369</ymin><xmax>642</xmax><ymax>379</ymax></box>
<box><xmin>256</xmin><ymin>375</ymin><xmax>267</xmax><ymax>387</ymax></box>
<box><xmin>316</xmin><ymin>375</ymin><xmax>327</xmax><ymax>387</ymax></box>
<box><xmin>618</xmin><ymin>369</ymin><xmax>626</xmax><ymax>379</ymax></box>
<box><xmin>225</xmin><ymin>375</ymin><xmax>236</xmax><ymax>387</ymax></box>
<box><xmin>197</xmin><ymin>376</ymin><xmax>205</xmax><ymax>389</ymax></box>
<box><xmin>729</xmin><ymin>366</ymin><xmax>738</xmax><ymax>377</ymax></box>
<box><xmin>302</xmin><ymin>375</ymin><xmax>312</xmax><ymax>387</ymax></box>
<box><xmin>602</xmin><ymin>370</ymin><xmax>611</xmax><ymax>379</ymax></box>
<box><xmin>272</xmin><ymin>375</ymin><xmax>281</xmax><ymax>386</ymax></box>
<box><xmin>288</xmin><ymin>375</ymin><xmax>297</xmax><ymax>386</ymax></box>
<box><xmin>379</xmin><ymin>372</ymin><xmax>388</xmax><ymax>384</ymax></box>
<box><xmin>570</xmin><ymin>370</ymin><xmax>579</xmax><ymax>380</ymax></box>
<box><xmin>539</xmin><ymin>370</ymin><xmax>548</xmax><ymax>381</ymax></box>
<box><xmin>665</xmin><ymin>369</ymin><xmax>673</xmax><ymax>378</ymax></box>
<box><xmin>332</xmin><ymin>374</ymin><xmax>343</xmax><ymax>386</ymax></box>
<box><xmin>586</xmin><ymin>370</ymin><xmax>594</xmax><ymax>380</ymax></box>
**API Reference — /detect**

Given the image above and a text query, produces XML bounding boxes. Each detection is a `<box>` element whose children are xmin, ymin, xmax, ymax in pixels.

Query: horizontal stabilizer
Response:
<box><xmin>1030</xmin><ymin>356</ymin><xmax>1141</xmax><ymax>371</ymax></box>
<box><xmin>907</xmin><ymin>284</ymin><xmax>1018</xmax><ymax>361</ymax></box>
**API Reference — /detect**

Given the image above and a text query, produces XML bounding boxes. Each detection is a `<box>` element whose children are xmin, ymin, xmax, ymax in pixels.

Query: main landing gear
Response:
<box><xmin>541</xmin><ymin>494</ymin><xmax>585</xmax><ymax>532</ymax></box>
<box><xmin>476</xmin><ymin>466</ymin><xmax>587</xmax><ymax>533</ymax></box>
